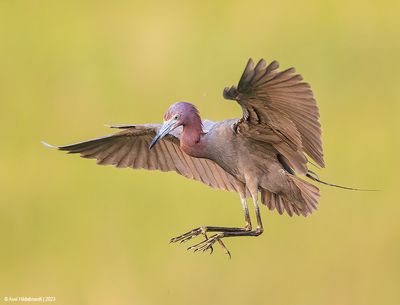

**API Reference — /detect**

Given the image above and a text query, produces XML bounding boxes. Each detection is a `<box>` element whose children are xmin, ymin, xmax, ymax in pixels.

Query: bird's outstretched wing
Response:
<box><xmin>223</xmin><ymin>58</ymin><xmax>324</xmax><ymax>175</ymax></box>
<box><xmin>48</xmin><ymin>123</ymin><xmax>241</xmax><ymax>192</ymax></box>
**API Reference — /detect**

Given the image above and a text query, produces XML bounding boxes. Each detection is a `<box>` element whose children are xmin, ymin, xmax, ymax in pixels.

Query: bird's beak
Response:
<box><xmin>149</xmin><ymin>119</ymin><xmax>176</xmax><ymax>149</ymax></box>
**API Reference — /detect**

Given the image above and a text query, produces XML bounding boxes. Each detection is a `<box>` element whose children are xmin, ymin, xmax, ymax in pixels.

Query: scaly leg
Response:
<box><xmin>170</xmin><ymin>194</ymin><xmax>252</xmax><ymax>254</ymax></box>
<box><xmin>186</xmin><ymin>190</ymin><xmax>264</xmax><ymax>256</ymax></box>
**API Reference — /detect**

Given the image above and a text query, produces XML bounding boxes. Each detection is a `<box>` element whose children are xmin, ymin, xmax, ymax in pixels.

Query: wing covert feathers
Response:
<box><xmin>224</xmin><ymin>58</ymin><xmax>324</xmax><ymax>172</ymax></box>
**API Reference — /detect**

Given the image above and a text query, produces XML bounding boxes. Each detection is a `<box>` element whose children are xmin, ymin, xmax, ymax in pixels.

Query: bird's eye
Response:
<box><xmin>174</xmin><ymin>115</ymin><xmax>179</xmax><ymax>120</ymax></box>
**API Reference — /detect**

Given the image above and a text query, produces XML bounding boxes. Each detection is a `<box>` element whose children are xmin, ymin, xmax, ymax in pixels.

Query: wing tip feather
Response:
<box><xmin>41</xmin><ymin>141</ymin><xmax>57</xmax><ymax>149</ymax></box>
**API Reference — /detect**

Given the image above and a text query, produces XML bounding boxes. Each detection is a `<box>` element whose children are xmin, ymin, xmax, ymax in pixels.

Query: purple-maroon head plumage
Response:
<box><xmin>163</xmin><ymin>102</ymin><xmax>202</xmax><ymax>128</ymax></box>
<box><xmin>149</xmin><ymin>102</ymin><xmax>203</xmax><ymax>150</ymax></box>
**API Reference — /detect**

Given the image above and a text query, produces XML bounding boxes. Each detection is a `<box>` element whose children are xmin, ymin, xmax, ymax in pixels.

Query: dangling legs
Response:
<box><xmin>170</xmin><ymin>183</ymin><xmax>264</xmax><ymax>256</ymax></box>
<box><xmin>186</xmin><ymin>188</ymin><xmax>264</xmax><ymax>256</ymax></box>
<box><xmin>169</xmin><ymin>193</ymin><xmax>252</xmax><ymax>245</ymax></box>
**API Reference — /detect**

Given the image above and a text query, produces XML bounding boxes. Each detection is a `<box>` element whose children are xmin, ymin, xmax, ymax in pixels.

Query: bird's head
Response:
<box><xmin>149</xmin><ymin>102</ymin><xmax>201</xmax><ymax>149</ymax></box>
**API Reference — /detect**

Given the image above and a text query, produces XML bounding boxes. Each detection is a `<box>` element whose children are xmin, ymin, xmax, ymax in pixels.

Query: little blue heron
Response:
<box><xmin>44</xmin><ymin>58</ymin><xmax>350</xmax><ymax>256</ymax></box>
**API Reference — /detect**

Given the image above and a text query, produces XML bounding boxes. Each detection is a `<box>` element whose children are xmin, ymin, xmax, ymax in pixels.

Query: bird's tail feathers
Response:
<box><xmin>261</xmin><ymin>176</ymin><xmax>319</xmax><ymax>217</ymax></box>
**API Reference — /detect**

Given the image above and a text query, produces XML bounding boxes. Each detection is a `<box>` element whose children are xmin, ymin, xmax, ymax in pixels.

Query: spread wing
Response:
<box><xmin>49</xmin><ymin>122</ymin><xmax>241</xmax><ymax>192</ymax></box>
<box><xmin>223</xmin><ymin>58</ymin><xmax>324</xmax><ymax>175</ymax></box>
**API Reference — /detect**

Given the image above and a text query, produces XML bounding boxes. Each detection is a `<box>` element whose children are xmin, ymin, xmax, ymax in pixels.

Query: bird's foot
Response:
<box><xmin>170</xmin><ymin>227</ymin><xmax>207</xmax><ymax>244</ymax></box>
<box><xmin>187</xmin><ymin>233</ymin><xmax>231</xmax><ymax>258</ymax></box>
<box><xmin>170</xmin><ymin>226</ymin><xmax>250</xmax><ymax>256</ymax></box>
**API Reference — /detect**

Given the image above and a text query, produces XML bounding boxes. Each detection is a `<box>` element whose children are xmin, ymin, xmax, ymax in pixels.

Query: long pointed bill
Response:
<box><xmin>149</xmin><ymin>119</ymin><xmax>176</xmax><ymax>149</ymax></box>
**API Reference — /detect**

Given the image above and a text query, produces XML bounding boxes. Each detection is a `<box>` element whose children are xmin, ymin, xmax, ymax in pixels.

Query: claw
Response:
<box><xmin>203</xmin><ymin>232</ymin><xmax>214</xmax><ymax>254</ymax></box>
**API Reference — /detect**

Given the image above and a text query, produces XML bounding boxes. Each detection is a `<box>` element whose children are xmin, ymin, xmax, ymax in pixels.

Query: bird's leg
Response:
<box><xmin>251</xmin><ymin>191</ymin><xmax>263</xmax><ymax>234</ymax></box>
<box><xmin>241</xmin><ymin>194</ymin><xmax>253</xmax><ymax>231</ymax></box>
<box><xmin>186</xmin><ymin>192</ymin><xmax>264</xmax><ymax>255</ymax></box>
<box><xmin>217</xmin><ymin>191</ymin><xmax>264</xmax><ymax>236</ymax></box>
<box><xmin>169</xmin><ymin>195</ymin><xmax>252</xmax><ymax>246</ymax></box>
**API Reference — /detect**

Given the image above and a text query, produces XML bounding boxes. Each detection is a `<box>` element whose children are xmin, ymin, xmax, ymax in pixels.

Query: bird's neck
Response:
<box><xmin>180</xmin><ymin>118</ymin><xmax>205</xmax><ymax>158</ymax></box>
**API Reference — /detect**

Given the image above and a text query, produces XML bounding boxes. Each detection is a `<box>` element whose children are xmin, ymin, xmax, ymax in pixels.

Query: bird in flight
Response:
<box><xmin>44</xmin><ymin>58</ymin><xmax>338</xmax><ymax>257</ymax></box>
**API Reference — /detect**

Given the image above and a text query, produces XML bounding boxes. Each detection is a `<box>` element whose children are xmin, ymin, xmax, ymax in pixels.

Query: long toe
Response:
<box><xmin>217</xmin><ymin>238</ymin><xmax>231</xmax><ymax>259</ymax></box>
<box><xmin>187</xmin><ymin>234</ymin><xmax>220</xmax><ymax>253</ymax></box>
<box><xmin>170</xmin><ymin>227</ymin><xmax>204</xmax><ymax>244</ymax></box>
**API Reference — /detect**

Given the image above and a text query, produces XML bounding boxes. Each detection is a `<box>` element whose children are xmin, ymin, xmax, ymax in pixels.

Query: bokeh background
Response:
<box><xmin>1</xmin><ymin>1</ymin><xmax>399</xmax><ymax>304</ymax></box>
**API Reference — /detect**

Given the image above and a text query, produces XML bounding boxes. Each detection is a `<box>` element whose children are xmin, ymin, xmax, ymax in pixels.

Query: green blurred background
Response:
<box><xmin>1</xmin><ymin>1</ymin><xmax>399</xmax><ymax>304</ymax></box>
